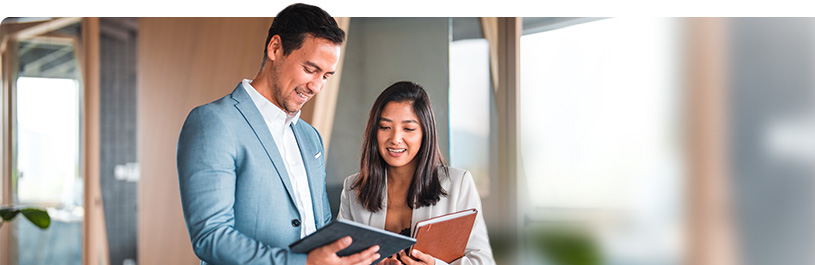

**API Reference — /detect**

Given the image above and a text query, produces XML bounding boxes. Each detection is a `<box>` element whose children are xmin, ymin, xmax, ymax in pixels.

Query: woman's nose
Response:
<box><xmin>390</xmin><ymin>131</ymin><xmax>403</xmax><ymax>145</ymax></box>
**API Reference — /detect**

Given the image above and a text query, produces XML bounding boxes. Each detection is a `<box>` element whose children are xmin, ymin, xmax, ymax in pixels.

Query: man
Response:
<box><xmin>177</xmin><ymin>4</ymin><xmax>380</xmax><ymax>265</ymax></box>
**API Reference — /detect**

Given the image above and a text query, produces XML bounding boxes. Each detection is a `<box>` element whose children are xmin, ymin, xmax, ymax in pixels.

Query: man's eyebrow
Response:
<box><xmin>305</xmin><ymin>61</ymin><xmax>335</xmax><ymax>75</ymax></box>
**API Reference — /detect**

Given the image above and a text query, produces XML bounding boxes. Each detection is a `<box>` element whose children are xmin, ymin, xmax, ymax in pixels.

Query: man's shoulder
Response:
<box><xmin>181</xmin><ymin>89</ymin><xmax>242</xmax><ymax>132</ymax></box>
<box><xmin>198</xmin><ymin>93</ymin><xmax>237</xmax><ymax>110</ymax></box>
<box><xmin>186</xmin><ymin>88</ymin><xmax>241</xmax><ymax>117</ymax></box>
<box><xmin>189</xmin><ymin>83</ymin><xmax>242</xmax><ymax>110</ymax></box>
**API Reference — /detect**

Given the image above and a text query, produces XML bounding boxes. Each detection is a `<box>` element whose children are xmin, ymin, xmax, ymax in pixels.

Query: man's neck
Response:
<box><xmin>250</xmin><ymin>69</ymin><xmax>291</xmax><ymax>115</ymax></box>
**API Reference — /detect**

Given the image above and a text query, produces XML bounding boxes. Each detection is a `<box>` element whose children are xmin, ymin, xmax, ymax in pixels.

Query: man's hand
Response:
<box><xmin>306</xmin><ymin>236</ymin><xmax>381</xmax><ymax>265</ymax></box>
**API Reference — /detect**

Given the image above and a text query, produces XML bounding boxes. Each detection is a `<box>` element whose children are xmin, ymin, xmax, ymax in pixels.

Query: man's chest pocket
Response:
<box><xmin>312</xmin><ymin>151</ymin><xmax>325</xmax><ymax>169</ymax></box>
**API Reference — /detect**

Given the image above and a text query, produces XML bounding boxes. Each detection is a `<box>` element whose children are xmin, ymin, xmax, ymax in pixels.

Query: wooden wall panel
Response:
<box><xmin>82</xmin><ymin>17</ymin><xmax>109</xmax><ymax>265</ymax></box>
<box><xmin>137</xmin><ymin>17</ymin><xmax>274</xmax><ymax>265</ymax></box>
<box><xmin>685</xmin><ymin>18</ymin><xmax>738</xmax><ymax>265</ymax></box>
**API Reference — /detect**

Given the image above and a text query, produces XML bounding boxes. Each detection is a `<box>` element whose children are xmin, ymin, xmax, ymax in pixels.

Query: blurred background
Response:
<box><xmin>1</xmin><ymin>17</ymin><xmax>814</xmax><ymax>265</ymax></box>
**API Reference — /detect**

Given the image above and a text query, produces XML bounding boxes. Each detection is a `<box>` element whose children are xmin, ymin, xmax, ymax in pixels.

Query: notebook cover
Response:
<box><xmin>289</xmin><ymin>219</ymin><xmax>416</xmax><ymax>265</ymax></box>
<box><xmin>410</xmin><ymin>208</ymin><xmax>478</xmax><ymax>263</ymax></box>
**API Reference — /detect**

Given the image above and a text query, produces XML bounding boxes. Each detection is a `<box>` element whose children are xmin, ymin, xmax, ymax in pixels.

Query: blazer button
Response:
<box><xmin>292</xmin><ymin>219</ymin><xmax>301</xmax><ymax>227</ymax></box>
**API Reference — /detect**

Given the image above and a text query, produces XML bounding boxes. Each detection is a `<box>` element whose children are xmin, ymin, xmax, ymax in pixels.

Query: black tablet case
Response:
<box><xmin>289</xmin><ymin>219</ymin><xmax>416</xmax><ymax>264</ymax></box>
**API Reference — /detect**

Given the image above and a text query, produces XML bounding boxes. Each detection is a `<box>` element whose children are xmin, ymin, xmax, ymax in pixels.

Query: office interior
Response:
<box><xmin>1</xmin><ymin>17</ymin><xmax>814</xmax><ymax>265</ymax></box>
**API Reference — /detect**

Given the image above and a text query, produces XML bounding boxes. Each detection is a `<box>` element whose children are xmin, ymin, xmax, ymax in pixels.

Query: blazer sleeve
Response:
<box><xmin>177</xmin><ymin>106</ymin><xmax>307</xmax><ymax>265</ymax></box>
<box><xmin>451</xmin><ymin>170</ymin><xmax>496</xmax><ymax>265</ymax></box>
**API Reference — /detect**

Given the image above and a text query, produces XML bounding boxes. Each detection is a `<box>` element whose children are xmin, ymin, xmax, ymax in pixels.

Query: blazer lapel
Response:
<box><xmin>411</xmin><ymin>200</ymin><xmax>433</xmax><ymax>236</ymax></box>
<box><xmin>291</xmin><ymin>122</ymin><xmax>325</xmax><ymax>225</ymax></box>
<box><xmin>230</xmin><ymin>84</ymin><xmax>298</xmax><ymax>208</ymax></box>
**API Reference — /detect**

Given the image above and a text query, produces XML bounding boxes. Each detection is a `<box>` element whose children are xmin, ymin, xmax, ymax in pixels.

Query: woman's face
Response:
<box><xmin>377</xmin><ymin>101</ymin><xmax>424</xmax><ymax>172</ymax></box>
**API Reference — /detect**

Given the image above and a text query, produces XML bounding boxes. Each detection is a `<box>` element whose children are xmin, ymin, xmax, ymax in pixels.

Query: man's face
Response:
<box><xmin>269</xmin><ymin>35</ymin><xmax>341</xmax><ymax>114</ymax></box>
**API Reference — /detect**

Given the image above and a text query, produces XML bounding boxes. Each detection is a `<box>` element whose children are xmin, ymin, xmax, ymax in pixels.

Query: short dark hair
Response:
<box><xmin>263</xmin><ymin>3</ymin><xmax>345</xmax><ymax>62</ymax></box>
<box><xmin>353</xmin><ymin>81</ymin><xmax>448</xmax><ymax>212</ymax></box>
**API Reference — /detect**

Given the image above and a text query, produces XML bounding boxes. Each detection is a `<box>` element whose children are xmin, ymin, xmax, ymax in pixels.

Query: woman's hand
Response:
<box><xmin>398</xmin><ymin>249</ymin><xmax>435</xmax><ymax>265</ymax></box>
<box><xmin>377</xmin><ymin>254</ymin><xmax>403</xmax><ymax>265</ymax></box>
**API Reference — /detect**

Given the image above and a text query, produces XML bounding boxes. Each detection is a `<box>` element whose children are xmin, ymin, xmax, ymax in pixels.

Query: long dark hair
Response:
<box><xmin>352</xmin><ymin>81</ymin><xmax>448</xmax><ymax>212</ymax></box>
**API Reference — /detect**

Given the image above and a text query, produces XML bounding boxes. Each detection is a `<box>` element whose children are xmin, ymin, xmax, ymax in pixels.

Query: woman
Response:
<box><xmin>339</xmin><ymin>81</ymin><xmax>495</xmax><ymax>265</ymax></box>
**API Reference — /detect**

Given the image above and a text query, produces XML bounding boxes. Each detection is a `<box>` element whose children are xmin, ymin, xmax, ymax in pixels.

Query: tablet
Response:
<box><xmin>289</xmin><ymin>219</ymin><xmax>416</xmax><ymax>264</ymax></box>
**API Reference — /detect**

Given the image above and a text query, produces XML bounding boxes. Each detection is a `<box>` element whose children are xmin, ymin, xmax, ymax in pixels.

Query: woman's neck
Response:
<box><xmin>387</xmin><ymin>165</ymin><xmax>415</xmax><ymax>187</ymax></box>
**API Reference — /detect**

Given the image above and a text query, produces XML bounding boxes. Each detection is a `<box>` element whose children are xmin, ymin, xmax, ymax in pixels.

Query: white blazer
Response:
<box><xmin>338</xmin><ymin>166</ymin><xmax>496</xmax><ymax>265</ymax></box>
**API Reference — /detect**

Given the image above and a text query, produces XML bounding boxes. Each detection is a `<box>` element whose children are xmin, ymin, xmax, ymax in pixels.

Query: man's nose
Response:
<box><xmin>307</xmin><ymin>76</ymin><xmax>324</xmax><ymax>94</ymax></box>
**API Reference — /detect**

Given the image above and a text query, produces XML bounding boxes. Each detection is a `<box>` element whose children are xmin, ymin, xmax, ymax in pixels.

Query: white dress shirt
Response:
<box><xmin>243</xmin><ymin>79</ymin><xmax>315</xmax><ymax>238</ymax></box>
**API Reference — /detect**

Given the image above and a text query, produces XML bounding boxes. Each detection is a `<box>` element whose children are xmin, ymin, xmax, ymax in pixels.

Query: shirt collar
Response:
<box><xmin>242</xmin><ymin>79</ymin><xmax>300</xmax><ymax>128</ymax></box>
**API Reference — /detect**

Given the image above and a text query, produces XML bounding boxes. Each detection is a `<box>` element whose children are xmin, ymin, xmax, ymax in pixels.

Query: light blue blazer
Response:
<box><xmin>177</xmin><ymin>83</ymin><xmax>330</xmax><ymax>265</ymax></box>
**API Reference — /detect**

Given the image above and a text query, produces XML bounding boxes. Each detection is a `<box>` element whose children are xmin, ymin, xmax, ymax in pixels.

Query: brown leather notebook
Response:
<box><xmin>410</xmin><ymin>208</ymin><xmax>478</xmax><ymax>263</ymax></box>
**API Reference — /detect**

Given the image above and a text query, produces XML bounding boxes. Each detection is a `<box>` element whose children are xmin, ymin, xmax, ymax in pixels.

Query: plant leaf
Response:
<box><xmin>0</xmin><ymin>208</ymin><xmax>20</xmax><ymax>221</ymax></box>
<box><xmin>20</xmin><ymin>208</ymin><xmax>50</xmax><ymax>229</ymax></box>
<box><xmin>534</xmin><ymin>225</ymin><xmax>602</xmax><ymax>265</ymax></box>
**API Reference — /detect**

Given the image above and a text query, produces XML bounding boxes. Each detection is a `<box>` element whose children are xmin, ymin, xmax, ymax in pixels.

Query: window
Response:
<box><xmin>16</xmin><ymin>77</ymin><xmax>81</xmax><ymax>205</ymax></box>
<box><xmin>520</xmin><ymin>18</ymin><xmax>684</xmax><ymax>264</ymax></box>
<box><xmin>8</xmin><ymin>33</ymin><xmax>84</xmax><ymax>265</ymax></box>
<box><xmin>449</xmin><ymin>29</ymin><xmax>492</xmax><ymax>196</ymax></box>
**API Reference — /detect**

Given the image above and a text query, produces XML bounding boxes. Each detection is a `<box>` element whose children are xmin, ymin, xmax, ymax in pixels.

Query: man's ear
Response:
<box><xmin>267</xmin><ymin>35</ymin><xmax>283</xmax><ymax>61</ymax></box>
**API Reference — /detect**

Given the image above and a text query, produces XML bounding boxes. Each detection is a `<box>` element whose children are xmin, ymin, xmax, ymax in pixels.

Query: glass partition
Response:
<box><xmin>519</xmin><ymin>17</ymin><xmax>685</xmax><ymax>265</ymax></box>
<box><xmin>4</xmin><ymin>19</ymin><xmax>84</xmax><ymax>265</ymax></box>
<box><xmin>449</xmin><ymin>17</ymin><xmax>493</xmax><ymax>197</ymax></box>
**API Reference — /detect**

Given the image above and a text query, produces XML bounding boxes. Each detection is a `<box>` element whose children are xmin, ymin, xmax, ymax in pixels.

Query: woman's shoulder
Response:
<box><xmin>439</xmin><ymin>166</ymin><xmax>481</xmax><ymax>202</ymax></box>
<box><xmin>342</xmin><ymin>173</ymin><xmax>361</xmax><ymax>190</ymax></box>
<box><xmin>445</xmin><ymin>166</ymin><xmax>468</xmax><ymax>177</ymax></box>
<box><xmin>441</xmin><ymin>166</ymin><xmax>474</xmax><ymax>185</ymax></box>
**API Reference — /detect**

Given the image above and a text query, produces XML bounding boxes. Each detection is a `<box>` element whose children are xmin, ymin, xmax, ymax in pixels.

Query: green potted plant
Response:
<box><xmin>0</xmin><ymin>206</ymin><xmax>50</xmax><ymax>229</ymax></box>
<box><xmin>531</xmin><ymin>223</ymin><xmax>602</xmax><ymax>265</ymax></box>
